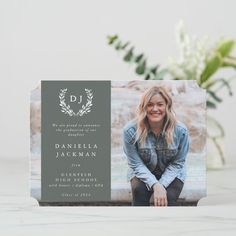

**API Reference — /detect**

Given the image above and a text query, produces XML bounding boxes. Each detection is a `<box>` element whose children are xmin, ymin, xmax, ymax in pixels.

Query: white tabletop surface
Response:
<box><xmin>1</xmin><ymin>157</ymin><xmax>236</xmax><ymax>236</ymax></box>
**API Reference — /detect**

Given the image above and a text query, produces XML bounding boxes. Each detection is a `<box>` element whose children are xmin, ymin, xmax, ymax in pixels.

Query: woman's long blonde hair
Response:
<box><xmin>135</xmin><ymin>86</ymin><xmax>176</xmax><ymax>146</ymax></box>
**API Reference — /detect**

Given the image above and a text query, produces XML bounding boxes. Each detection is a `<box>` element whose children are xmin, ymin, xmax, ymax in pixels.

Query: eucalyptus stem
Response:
<box><xmin>211</xmin><ymin>137</ymin><xmax>225</xmax><ymax>165</ymax></box>
<box><xmin>213</xmin><ymin>75</ymin><xmax>236</xmax><ymax>94</ymax></box>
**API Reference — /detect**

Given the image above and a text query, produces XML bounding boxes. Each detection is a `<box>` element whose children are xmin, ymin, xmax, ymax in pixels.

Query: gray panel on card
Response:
<box><xmin>41</xmin><ymin>81</ymin><xmax>111</xmax><ymax>202</ymax></box>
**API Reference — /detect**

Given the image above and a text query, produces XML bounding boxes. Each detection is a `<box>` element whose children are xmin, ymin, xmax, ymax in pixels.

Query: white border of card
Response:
<box><xmin>30</xmin><ymin>80</ymin><xmax>206</xmax><ymax>206</ymax></box>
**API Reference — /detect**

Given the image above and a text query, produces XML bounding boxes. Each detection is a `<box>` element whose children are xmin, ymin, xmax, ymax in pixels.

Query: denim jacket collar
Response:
<box><xmin>148</xmin><ymin>127</ymin><xmax>165</xmax><ymax>137</ymax></box>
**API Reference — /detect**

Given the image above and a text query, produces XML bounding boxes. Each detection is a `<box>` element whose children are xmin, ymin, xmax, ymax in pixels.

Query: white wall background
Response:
<box><xmin>0</xmin><ymin>0</ymin><xmax>235</xmax><ymax>162</ymax></box>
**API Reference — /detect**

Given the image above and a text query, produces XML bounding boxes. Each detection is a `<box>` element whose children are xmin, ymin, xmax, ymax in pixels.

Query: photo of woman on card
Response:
<box><xmin>123</xmin><ymin>86</ymin><xmax>189</xmax><ymax>206</ymax></box>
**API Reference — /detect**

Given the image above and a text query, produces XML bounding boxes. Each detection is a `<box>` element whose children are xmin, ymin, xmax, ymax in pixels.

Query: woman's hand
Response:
<box><xmin>152</xmin><ymin>182</ymin><xmax>167</xmax><ymax>207</ymax></box>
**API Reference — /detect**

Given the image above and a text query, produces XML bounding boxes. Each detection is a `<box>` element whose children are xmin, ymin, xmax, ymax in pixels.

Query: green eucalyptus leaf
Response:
<box><xmin>207</xmin><ymin>90</ymin><xmax>222</xmax><ymax>103</ymax></box>
<box><xmin>135</xmin><ymin>54</ymin><xmax>144</xmax><ymax>63</ymax></box>
<box><xmin>200</xmin><ymin>53</ymin><xmax>222</xmax><ymax>84</ymax></box>
<box><xmin>207</xmin><ymin>100</ymin><xmax>217</xmax><ymax>109</ymax></box>
<box><xmin>107</xmin><ymin>35</ymin><xmax>118</xmax><ymax>45</ymax></box>
<box><xmin>123</xmin><ymin>47</ymin><xmax>134</xmax><ymax>62</ymax></box>
<box><xmin>150</xmin><ymin>65</ymin><xmax>159</xmax><ymax>75</ymax></box>
<box><xmin>217</xmin><ymin>39</ymin><xmax>235</xmax><ymax>57</ymax></box>
<box><xmin>145</xmin><ymin>73</ymin><xmax>150</xmax><ymax>80</ymax></box>
<box><xmin>153</xmin><ymin>68</ymin><xmax>168</xmax><ymax>80</ymax></box>
<box><xmin>115</xmin><ymin>41</ymin><xmax>122</xmax><ymax>50</ymax></box>
<box><xmin>121</xmin><ymin>42</ymin><xmax>130</xmax><ymax>49</ymax></box>
<box><xmin>135</xmin><ymin>60</ymin><xmax>146</xmax><ymax>75</ymax></box>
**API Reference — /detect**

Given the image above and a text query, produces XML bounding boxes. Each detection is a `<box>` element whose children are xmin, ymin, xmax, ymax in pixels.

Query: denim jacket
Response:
<box><xmin>123</xmin><ymin>120</ymin><xmax>189</xmax><ymax>190</ymax></box>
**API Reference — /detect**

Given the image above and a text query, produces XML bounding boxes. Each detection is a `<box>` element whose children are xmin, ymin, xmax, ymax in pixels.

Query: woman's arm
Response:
<box><xmin>123</xmin><ymin>128</ymin><xmax>158</xmax><ymax>190</ymax></box>
<box><xmin>159</xmin><ymin>129</ymin><xmax>190</xmax><ymax>188</ymax></box>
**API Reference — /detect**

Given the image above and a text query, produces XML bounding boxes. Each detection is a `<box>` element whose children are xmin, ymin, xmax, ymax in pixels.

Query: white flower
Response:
<box><xmin>168</xmin><ymin>20</ymin><xmax>209</xmax><ymax>83</ymax></box>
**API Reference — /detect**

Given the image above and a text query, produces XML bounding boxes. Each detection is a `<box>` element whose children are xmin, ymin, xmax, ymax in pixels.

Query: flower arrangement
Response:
<box><xmin>107</xmin><ymin>21</ymin><xmax>236</xmax><ymax>165</ymax></box>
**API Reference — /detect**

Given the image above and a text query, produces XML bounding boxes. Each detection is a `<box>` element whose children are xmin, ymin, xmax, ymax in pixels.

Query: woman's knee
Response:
<box><xmin>166</xmin><ymin>178</ymin><xmax>184</xmax><ymax>206</ymax></box>
<box><xmin>130</xmin><ymin>177</ymin><xmax>151</xmax><ymax>204</ymax></box>
<box><xmin>131</xmin><ymin>177</ymin><xmax>148</xmax><ymax>195</ymax></box>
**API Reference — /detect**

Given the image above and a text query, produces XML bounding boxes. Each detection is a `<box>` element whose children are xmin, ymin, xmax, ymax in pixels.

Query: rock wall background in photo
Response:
<box><xmin>110</xmin><ymin>80</ymin><xmax>206</xmax><ymax>200</ymax></box>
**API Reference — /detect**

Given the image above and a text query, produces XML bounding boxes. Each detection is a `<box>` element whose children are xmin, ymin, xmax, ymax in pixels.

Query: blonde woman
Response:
<box><xmin>123</xmin><ymin>86</ymin><xmax>189</xmax><ymax>206</ymax></box>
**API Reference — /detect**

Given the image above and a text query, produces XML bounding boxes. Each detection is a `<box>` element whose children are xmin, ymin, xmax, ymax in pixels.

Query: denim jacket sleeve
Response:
<box><xmin>123</xmin><ymin>125</ymin><xmax>158</xmax><ymax>190</ymax></box>
<box><xmin>158</xmin><ymin>126</ymin><xmax>189</xmax><ymax>188</ymax></box>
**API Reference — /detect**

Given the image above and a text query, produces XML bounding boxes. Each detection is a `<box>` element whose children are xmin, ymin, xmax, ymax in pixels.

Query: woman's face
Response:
<box><xmin>146</xmin><ymin>93</ymin><xmax>167</xmax><ymax>125</ymax></box>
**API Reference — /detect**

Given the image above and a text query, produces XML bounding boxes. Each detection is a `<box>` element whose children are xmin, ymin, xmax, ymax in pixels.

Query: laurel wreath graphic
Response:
<box><xmin>59</xmin><ymin>88</ymin><xmax>93</xmax><ymax>116</ymax></box>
